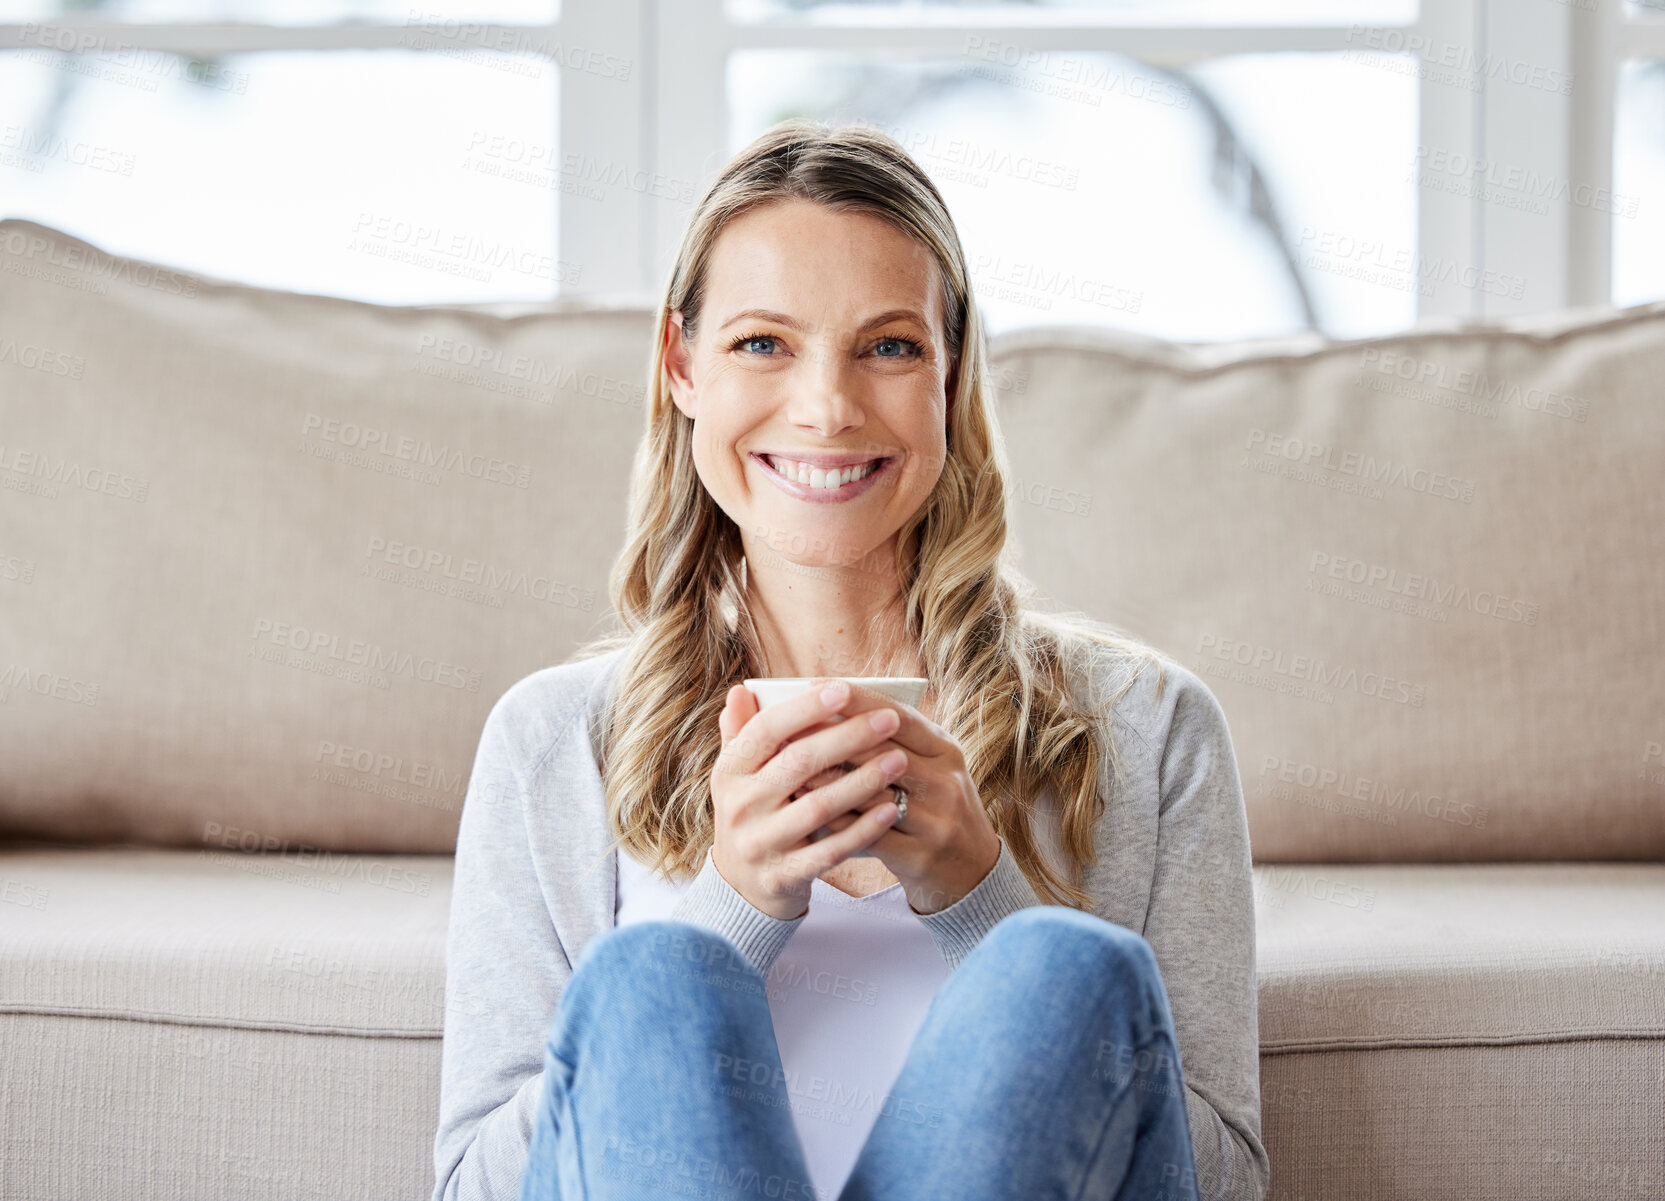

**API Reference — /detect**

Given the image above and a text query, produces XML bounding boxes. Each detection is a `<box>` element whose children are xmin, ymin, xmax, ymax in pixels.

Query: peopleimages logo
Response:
<box><xmin>1255</xmin><ymin>865</ymin><xmax>1378</xmax><ymax>911</ymax></box>
<box><xmin>0</xmin><ymin>664</ymin><xmax>99</xmax><ymax>707</ymax></box>
<box><xmin>0</xmin><ymin>338</ymin><xmax>85</xmax><ymax>379</ymax></box>
<box><xmin>961</xmin><ymin>35</ymin><xmax>1191</xmax><ymax>109</ymax></box>
<box><xmin>1642</xmin><ymin>741</ymin><xmax>1665</xmax><ymax>788</ymax></box>
<box><xmin>1245</xmin><ymin>428</ymin><xmax>1476</xmax><ymax>504</ymax></box>
<box><xmin>0</xmin><ymin>229</ymin><xmax>200</xmax><ymax>297</ymax></box>
<box><xmin>0</xmin><ymin>442</ymin><xmax>149</xmax><ymax>502</ymax></box>
<box><xmin>201</xmin><ymin>822</ymin><xmax>432</xmax><ymax>896</ymax></box>
<box><xmin>413</xmin><ymin>332</ymin><xmax>644</xmax><ymax>408</ymax></box>
<box><xmin>299</xmin><ymin>414</ymin><xmax>532</xmax><ymax>488</ymax></box>
<box><xmin>250</xmin><ymin>618</ymin><xmax>484</xmax><ymax>692</ymax></box>
<box><xmin>865</xmin><ymin>120</ymin><xmax>1081</xmax><ymax>191</ymax></box>
<box><xmin>363</xmin><ymin>535</ymin><xmax>596</xmax><ymax>611</ymax></box>
<box><xmin>400</xmin><ymin>13</ymin><xmax>633</xmax><ymax>80</ymax></box>
<box><xmin>313</xmin><ymin>739</ymin><xmax>466</xmax><ymax>798</ymax></box>
<box><xmin>1409</xmin><ymin>144</ymin><xmax>1641</xmax><ymax>219</ymax></box>
<box><xmin>1358</xmin><ymin>348</ymin><xmax>1590</xmax><ymax>422</ymax></box>
<box><xmin>1197</xmin><ymin>632</ymin><xmax>1428</xmax><ymax>707</ymax></box>
<box><xmin>1294</xmin><ymin>226</ymin><xmax>1526</xmax><ymax>300</ymax></box>
<box><xmin>1308</xmin><ymin>551</ymin><xmax>1540</xmax><ymax>626</ymax></box>
<box><xmin>1343</xmin><ymin>25</ymin><xmax>1574</xmax><ymax>95</ymax></box>
<box><xmin>1257</xmin><ymin>754</ymin><xmax>1489</xmax><ymax>828</ymax></box>
<box><xmin>0</xmin><ymin>124</ymin><xmax>136</xmax><ymax>176</ymax></box>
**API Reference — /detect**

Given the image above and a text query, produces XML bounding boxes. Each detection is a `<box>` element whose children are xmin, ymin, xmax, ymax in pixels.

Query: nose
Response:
<box><xmin>785</xmin><ymin>344</ymin><xmax>866</xmax><ymax>439</ymax></box>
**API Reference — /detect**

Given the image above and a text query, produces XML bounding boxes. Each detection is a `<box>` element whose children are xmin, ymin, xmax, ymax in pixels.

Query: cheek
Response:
<box><xmin>688</xmin><ymin>384</ymin><xmax>736</xmax><ymax>452</ymax></box>
<box><xmin>697</xmin><ymin>374</ymin><xmax>768</xmax><ymax>439</ymax></box>
<box><xmin>687</xmin><ymin>389</ymin><xmax>761</xmax><ymax>497</ymax></box>
<box><xmin>901</xmin><ymin>405</ymin><xmax>948</xmax><ymax>473</ymax></box>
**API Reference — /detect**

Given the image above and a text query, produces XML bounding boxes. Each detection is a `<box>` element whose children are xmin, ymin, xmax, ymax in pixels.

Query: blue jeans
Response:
<box><xmin>519</xmin><ymin>906</ymin><xmax>1202</xmax><ymax>1201</ymax></box>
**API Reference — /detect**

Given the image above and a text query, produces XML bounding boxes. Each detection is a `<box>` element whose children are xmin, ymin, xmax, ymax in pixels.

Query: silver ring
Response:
<box><xmin>888</xmin><ymin>784</ymin><xmax>908</xmax><ymax>825</ymax></box>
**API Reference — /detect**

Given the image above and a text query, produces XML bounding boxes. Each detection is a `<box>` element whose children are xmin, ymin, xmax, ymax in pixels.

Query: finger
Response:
<box><xmin>785</xmin><ymin>796</ymin><xmax>898</xmax><ymax>876</ymax></box>
<box><xmin>784</xmin><ymin>752</ymin><xmax>905</xmax><ymax>845</ymax></box>
<box><xmin>723</xmin><ymin>678</ymin><xmax>853</xmax><ymax>779</ymax></box>
<box><xmin>823</xmin><ymin>682</ymin><xmax>950</xmax><ymax>757</ymax></box>
<box><xmin>815</xmin><ymin>813</ymin><xmax>865</xmax><ymax>844</ymax></box>
<box><xmin>791</xmin><ymin>765</ymin><xmax>846</xmax><ymax>800</ymax></box>
<box><xmin>716</xmin><ymin>683</ymin><xmax>762</xmax><ymax>770</ymax></box>
<box><xmin>718</xmin><ymin>685</ymin><xmax>741</xmax><ymax>743</ymax></box>
<box><xmin>762</xmin><ymin>702</ymin><xmax>912</xmax><ymax>799</ymax></box>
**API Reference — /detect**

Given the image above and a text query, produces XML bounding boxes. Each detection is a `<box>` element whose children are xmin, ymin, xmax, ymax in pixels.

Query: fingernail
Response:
<box><xmin>821</xmin><ymin>681</ymin><xmax>849</xmax><ymax>705</ymax></box>
<box><xmin>879</xmin><ymin>750</ymin><xmax>906</xmax><ymax>774</ymax></box>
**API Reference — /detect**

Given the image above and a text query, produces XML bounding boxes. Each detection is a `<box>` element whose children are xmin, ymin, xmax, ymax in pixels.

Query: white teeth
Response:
<box><xmin>765</xmin><ymin>456</ymin><xmax>882</xmax><ymax>489</ymax></box>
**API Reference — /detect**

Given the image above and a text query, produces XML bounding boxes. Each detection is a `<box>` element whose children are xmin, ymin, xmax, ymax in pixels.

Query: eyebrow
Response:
<box><xmin>717</xmin><ymin>307</ymin><xmax>930</xmax><ymax>333</ymax></box>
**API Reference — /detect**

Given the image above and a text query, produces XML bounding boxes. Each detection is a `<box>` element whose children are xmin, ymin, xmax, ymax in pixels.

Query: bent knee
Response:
<box><xmin>986</xmin><ymin>905</ymin><xmax>1160</xmax><ymax>980</ymax></box>
<box><xmin>581</xmin><ymin>919</ymin><xmax>744</xmax><ymax>971</ymax></box>
<box><xmin>574</xmin><ymin>920</ymin><xmax>758</xmax><ymax>992</ymax></box>
<box><xmin>550</xmin><ymin>921</ymin><xmax>763</xmax><ymax>1054</ymax></box>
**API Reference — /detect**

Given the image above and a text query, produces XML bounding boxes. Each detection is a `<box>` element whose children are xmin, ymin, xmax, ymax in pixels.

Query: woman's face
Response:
<box><xmin>665</xmin><ymin>198</ymin><xmax>952</xmax><ymax>573</ymax></box>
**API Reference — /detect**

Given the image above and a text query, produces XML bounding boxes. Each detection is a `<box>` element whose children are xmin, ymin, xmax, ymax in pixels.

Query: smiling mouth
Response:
<box><xmin>759</xmin><ymin>454</ymin><xmax>890</xmax><ymax>490</ymax></box>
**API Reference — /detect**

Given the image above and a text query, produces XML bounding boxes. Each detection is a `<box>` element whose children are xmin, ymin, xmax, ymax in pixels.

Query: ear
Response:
<box><xmin>664</xmin><ymin>309</ymin><xmax>696</xmax><ymax>421</ymax></box>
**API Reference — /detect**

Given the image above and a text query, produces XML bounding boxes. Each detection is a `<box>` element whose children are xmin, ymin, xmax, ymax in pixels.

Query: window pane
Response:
<box><xmin>0</xmin><ymin>0</ymin><xmax>556</xmax><ymax>22</ymax></box>
<box><xmin>1613</xmin><ymin>58</ymin><xmax>1665</xmax><ymax>308</ymax></box>
<box><xmin>728</xmin><ymin>49</ymin><xmax>1415</xmax><ymax>341</ymax></box>
<box><xmin>0</xmin><ymin>49</ymin><xmax>559</xmax><ymax>303</ymax></box>
<box><xmin>727</xmin><ymin>0</ymin><xmax>1416</xmax><ymax>25</ymax></box>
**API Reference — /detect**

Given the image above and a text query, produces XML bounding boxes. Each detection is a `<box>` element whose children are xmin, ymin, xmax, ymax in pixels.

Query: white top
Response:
<box><xmin>616</xmin><ymin>848</ymin><xmax>952</xmax><ymax>1201</ymax></box>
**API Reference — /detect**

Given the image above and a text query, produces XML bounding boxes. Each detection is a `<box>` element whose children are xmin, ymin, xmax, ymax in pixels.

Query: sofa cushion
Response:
<box><xmin>0</xmin><ymin>845</ymin><xmax>451</xmax><ymax>1201</ymax></box>
<box><xmin>1</xmin><ymin>849</ymin><xmax>1659</xmax><ymax>1200</ymax></box>
<box><xmin>1253</xmin><ymin>861</ymin><xmax>1665</xmax><ymax>1200</ymax></box>
<box><xmin>1255</xmin><ymin>862</ymin><xmax>1665</xmax><ymax>1051</ymax></box>
<box><xmin>0</xmin><ymin>218</ymin><xmax>653</xmax><ymax>851</ymax></box>
<box><xmin>987</xmin><ymin>305</ymin><xmax>1665</xmax><ymax>861</ymax></box>
<box><xmin>0</xmin><ymin>845</ymin><xmax>450</xmax><ymax>1033</ymax></box>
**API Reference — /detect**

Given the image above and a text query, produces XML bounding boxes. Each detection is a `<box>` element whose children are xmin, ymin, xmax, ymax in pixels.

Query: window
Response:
<box><xmin>731</xmin><ymin>47</ymin><xmax>1416</xmax><ymax>340</ymax></box>
<box><xmin>0</xmin><ymin>45</ymin><xmax>559</xmax><ymax>303</ymax></box>
<box><xmin>2</xmin><ymin>0</ymin><xmax>1659</xmax><ymax>335</ymax></box>
<box><xmin>1613</xmin><ymin>57</ymin><xmax>1665</xmax><ymax>307</ymax></box>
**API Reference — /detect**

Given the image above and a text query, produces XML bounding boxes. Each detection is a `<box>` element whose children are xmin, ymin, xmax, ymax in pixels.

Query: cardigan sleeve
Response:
<box><xmin>430</xmin><ymin>686</ymin><xmax>571</xmax><ymax>1201</ymax></box>
<box><xmin>911</xmin><ymin>836</ymin><xmax>1046</xmax><ymax>969</ymax></box>
<box><xmin>1135</xmin><ymin>662</ymin><xmax>1270</xmax><ymax>1201</ymax></box>
<box><xmin>667</xmin><ymin>845</ymin><xmax>808</xmax><ymax>977</ymax></box>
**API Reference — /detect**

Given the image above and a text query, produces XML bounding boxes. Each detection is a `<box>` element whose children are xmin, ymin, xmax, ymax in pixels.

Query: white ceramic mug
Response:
<box><xmin>742</xmin><ymin>676</ymin><xmax>927</xmax><ymax>856</ymax></box>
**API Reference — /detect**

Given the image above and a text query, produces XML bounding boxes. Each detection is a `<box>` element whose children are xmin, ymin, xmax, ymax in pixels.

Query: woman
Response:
<box><xmin>431</xmin><ymin>120</ymin><xmax>1268</xmax><ymax>1201</ymax></box>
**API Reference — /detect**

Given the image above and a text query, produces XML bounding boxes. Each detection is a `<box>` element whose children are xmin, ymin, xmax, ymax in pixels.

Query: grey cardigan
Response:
<box><xmin>431</xmin><ymin>644</ymin><xmax>1269</xmax><ymax>1201</ymax></box>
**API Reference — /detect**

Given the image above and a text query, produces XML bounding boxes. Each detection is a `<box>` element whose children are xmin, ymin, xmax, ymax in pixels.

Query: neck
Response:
<box><xmin>740</xmin><ymin>544</ymin><xmax>922</xmax><ymax>680</ymax></box>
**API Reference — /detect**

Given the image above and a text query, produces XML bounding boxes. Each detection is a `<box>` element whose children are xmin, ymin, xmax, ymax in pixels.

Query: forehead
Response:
<box><xmin>703</xmin><ymin>198</ymin><xmax>942</xmax><ymax>332</ymax></box>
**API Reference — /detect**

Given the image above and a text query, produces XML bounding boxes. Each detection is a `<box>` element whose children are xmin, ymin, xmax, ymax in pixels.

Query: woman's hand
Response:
<box><xmin>811</xmin><ymin>683</ymin><xmax>1004</xmax><ymax>916</ymax></box>
<box><xmin>709</xmin><ymin>679</ymin><xmax>911</xmax><ymax>921</ymax></box>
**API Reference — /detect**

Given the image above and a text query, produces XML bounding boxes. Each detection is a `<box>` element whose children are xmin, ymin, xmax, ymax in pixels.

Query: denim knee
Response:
<box><xmin>982</xmin><ymin>905</ymin><xmax>1163</xmax><ymax>990</ymax></box>
<box><xmin>576</xmin><ymin>919</ymin><xmax>756</xmax><ymax>983</ymax></box>
<box><xmin>548</xmin><ymin>921</ymin><xmax>762</xmax><ymax>1058</ymax></box>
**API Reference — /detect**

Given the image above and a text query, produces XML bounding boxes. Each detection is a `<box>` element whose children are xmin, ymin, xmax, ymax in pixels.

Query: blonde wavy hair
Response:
<box><xmin>569</xmin><ymin>118</ymin><xmax>1166</xmax><ymax>909</ymax></box>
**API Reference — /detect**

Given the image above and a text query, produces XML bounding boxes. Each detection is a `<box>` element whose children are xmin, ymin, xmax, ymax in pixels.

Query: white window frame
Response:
<box><xmin>4</xmin><ymin>0</ymin><xmax>1661</xmax><ymax>321</ymax></box>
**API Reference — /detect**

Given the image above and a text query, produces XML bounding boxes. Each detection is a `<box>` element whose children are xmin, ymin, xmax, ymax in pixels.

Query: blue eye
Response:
<box><xmin>874</xmin><ymin>337</ymin><xmax>924</xmax><ymax>358</ymax></box>
<box><xmin>727</xmin><ymin>332</ymin><xmax>778</xmax><ymax>355</ymax></box>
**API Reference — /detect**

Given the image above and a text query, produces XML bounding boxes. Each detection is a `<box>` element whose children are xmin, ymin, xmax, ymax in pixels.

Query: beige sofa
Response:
<box><xmin>1</xmin><ymin>217</ymin><xmax>1660</xmax><ymax>1201</ymax></box>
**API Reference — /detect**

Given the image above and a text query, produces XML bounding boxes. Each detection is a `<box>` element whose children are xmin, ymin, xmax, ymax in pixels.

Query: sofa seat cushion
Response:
<box><xmin>0</xmin><ymin>845</ymin><xmax>452</xmax><ymax>1032</ymax></box>
<box><xmin>2</xmin><ymin>851</ymin><xmax>1661</xmax><ymax>1200</ymax></box>
<box><xmin>1256</xmin><ymin>861</ymin><xmax>1665</xmax><ymax>1200</ymax></box>
<box><xmin>0</xmin><ymin>845</ymin><xmax>454</xmax><ymax>1201</ymax></box>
